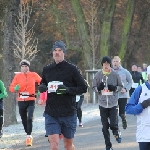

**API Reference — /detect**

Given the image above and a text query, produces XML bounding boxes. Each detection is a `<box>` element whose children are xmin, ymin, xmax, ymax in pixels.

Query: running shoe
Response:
<box><xmin>26</xmin><ymin>137</ymin><xmax>33</xmax><ymax>146</ymax></box>
<box><xmin>79</xmin><ymin>122</ymin><xmax>83</xmax><ymax>127</ymax></box>
<box><xmin>106</xmin><ymin>147</ymin><xmax>113</xmax><ymax>150</ymax></box>
<box><xmin>114</xmin><ymin>131</ymin><xmax>121</xmax><ymax>143</ymax></box>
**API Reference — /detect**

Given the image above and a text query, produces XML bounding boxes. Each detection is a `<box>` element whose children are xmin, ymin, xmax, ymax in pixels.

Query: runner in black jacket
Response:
<box><xmin>38</xmin><ymin>40</ymin><xmax>87</xmax><ymax>150</ymax></box>
<box><xmin>129</xmin><ymin>64</ymin><xmax>144</xmax><ymax>96</ymax></box>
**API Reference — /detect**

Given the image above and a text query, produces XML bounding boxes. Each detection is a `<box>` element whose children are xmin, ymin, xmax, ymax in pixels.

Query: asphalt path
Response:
<box><xmin>9</xmin><ymin>114</ymin><xmax>139</xmax><ymax>150</ymax></box>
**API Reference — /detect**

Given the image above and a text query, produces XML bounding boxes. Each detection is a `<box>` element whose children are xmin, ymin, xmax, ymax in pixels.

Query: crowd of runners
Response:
<box><xmin>0</xmin><ymin>40</ymin><xmax>150</xmax><ymax>150</ymax></box>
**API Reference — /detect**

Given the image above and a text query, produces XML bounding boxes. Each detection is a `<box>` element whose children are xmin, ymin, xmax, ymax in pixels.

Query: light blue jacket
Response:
<box><xmin>113</xmin><ymin>66</ymin><xmax>132</xmax><ymax>98</ymax></box>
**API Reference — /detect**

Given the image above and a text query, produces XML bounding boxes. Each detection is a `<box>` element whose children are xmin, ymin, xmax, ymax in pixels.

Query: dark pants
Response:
<box><xmin>118</xmin><ymin>98</ymin><xmax>127</xmax><ymax>120</ymax></box>
<box><xmin>76</xmin><ymin>95</ymin><xmax>84</xmax><ymax>123</ymax></box>
<box><xmin>99</xmin><ymin>105</ymin><xmax>119</xmax><ymax>148</ymax></box>
<box><xmin>139</xmin><ymin>142</ymin><xmax>150</xmax><ymax>150</ymax></box>
<box><xmin>0</xmin><ymin>100</ymin><xmax>3</xmax><ymax>130</ymax></box>
<box><xmin>18</xmin><ymin>100</ymin><xmax>35</xmax><ymax>135</ymax></box>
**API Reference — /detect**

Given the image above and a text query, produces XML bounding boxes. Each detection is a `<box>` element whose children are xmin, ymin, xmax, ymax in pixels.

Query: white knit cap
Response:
<box><xmin>147</xmin><ymin>65</ymin><xmax>150</xmax><ymax>76</ymax></box>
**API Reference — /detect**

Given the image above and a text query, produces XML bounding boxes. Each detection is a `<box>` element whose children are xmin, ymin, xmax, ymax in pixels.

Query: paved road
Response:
<box><xmin>10</xmin><ymin>114</ymin><xmax>138</xmax><ymax>150</ymax></box>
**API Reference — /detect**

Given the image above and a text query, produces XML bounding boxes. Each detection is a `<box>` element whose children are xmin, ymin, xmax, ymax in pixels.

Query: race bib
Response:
<box><xmin>48</xmin><ymin>81</ymin><xmax>63</xmax><ymax>93</ymax></box>
<box><xmin>101</xmin><ymin>91</ymin><xmax>113</xmax><ymax>95</ymax></box>
<box><xmin>132</xmin><ymin>83</ymin><xmax>138</xmax><ymax>88</ymax></box>
<box><xmin>76</xmin><ymin>95</ymin><xmax>80</xmax><ymax>102</ymax></box>
<box><xmin>19</xmin><ymin>92</ymin><xmax>29</xmax><ymax>98</ymax></box>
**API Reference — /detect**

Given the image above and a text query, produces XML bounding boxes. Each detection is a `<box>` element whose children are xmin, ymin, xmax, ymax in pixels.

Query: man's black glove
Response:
<box><xmin>38</xmin><ymin>83</ymin><xmax>47</xmax><ymax>93</ymax></box>
<box><xmin>108</xmin><ymin>85</ymin><xmax>117</xmax><ymax>92</ymax></box>
<box><xmin>141</xmin><ymin>98</ymin><xmax>150</xmax><ymax>109</ymax></box>
<box><xmin>97</xmin><ymin>82</ymin><xmax>104</xmax><ymax>91</ymax></box>
<box><xmin>56</xmin><ymin>85</ymin><xmax>69</xmax><ymax>94</ymax></box>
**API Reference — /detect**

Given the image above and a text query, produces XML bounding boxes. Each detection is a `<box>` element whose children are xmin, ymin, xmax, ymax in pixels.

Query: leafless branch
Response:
<box><xmin>13</xmin><ymin>2</ymin><xmax>38</xmax><ymax>61</ymax></box>
<box><xmin>84</xmin><ymin>0</ymin><xmax>100</xmax><ymax>69</ymax></box>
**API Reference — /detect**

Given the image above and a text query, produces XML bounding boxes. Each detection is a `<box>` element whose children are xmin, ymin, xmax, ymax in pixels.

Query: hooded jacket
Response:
<box><xmin>113</xmin><ymin>65</ymin><xmax>132</xmax><ymax>98</ymax></box>
<box><xmin>92</xmin><ymin>69</ymin><xmax>123</xmax><ymax>108</ymax></box>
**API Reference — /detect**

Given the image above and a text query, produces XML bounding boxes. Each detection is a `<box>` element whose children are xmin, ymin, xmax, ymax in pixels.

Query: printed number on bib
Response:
<box><xmin>48</xmin><ymin>81</ymin><xmax>63</xmax><ymax>93</ymax></box>
<box><xmin>19</xmin><ymin>92</ymin><xmax>29</xmax><ymax>98</ymax></box>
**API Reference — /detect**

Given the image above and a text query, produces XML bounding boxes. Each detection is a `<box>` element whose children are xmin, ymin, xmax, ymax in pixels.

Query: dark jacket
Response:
<box><xmin>129</xmin><ymin>71</ymin><xmax>144</xmax><ymax>96</ymax></box>
<box><xmin>131</xmin><ymin>71</ymin><xmax>144</xmax><ymax>84</ymax></box>
<box><xmin>41</xmin><ymin>60</ymin><xmax>87</xmax><ymax>117</ymax></box>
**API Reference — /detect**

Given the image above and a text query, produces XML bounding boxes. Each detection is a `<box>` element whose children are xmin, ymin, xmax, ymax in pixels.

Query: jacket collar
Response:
<box><xmin>53</xmin><ymin>60</ymin><xmax>66</xmax><ymax>66</ymax></box>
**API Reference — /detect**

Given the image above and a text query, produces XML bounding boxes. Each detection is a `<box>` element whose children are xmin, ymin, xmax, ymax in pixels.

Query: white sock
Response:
<box><xmin>27</xmin><ymin>135</ymin><xmax>32</xmax><ymax>138</ymax></box>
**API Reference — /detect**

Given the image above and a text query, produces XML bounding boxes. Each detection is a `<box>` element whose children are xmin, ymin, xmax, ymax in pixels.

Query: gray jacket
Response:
<box><xmin>92</xmin><ymin>69</ymin><xmax>123</xmax><ymax>108</ymax></box>
<box><xmin>113</xmin><ymin>66</ymin><xmax>132</xmax><ymax>98</ymax></box>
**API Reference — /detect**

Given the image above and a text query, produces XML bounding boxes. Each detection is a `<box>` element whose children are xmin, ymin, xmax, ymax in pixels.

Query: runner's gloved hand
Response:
<box><xmin>37</xmin><ymin>90</ymin><xmax>40</xmax><ymax>96</ymax></box>
<box><xmin>0</xmin><ymin>91</ymin><xmax>8</xmax><ymax>99</ymax></box>
<box><xmin>108</xmin><ymin>85</ymin><xmax>117</xmax><ymax>92</ymax></box>
<box><xmin>14</xmin><ymin>84</ymin><xmax>20</xmax><ymax>91</ymax></box>
<box><xmin>97</xmin><ymin>82</ymin><xmax>104</xmax><ymax>91</ymax></box>
<box><xmin>56</xmin><ymin>85</ymin><xmax>69</xmax><ymax>94</ymax></box>
<box><xmin>38</xmin><ymin>83</ymin><xmax>47</xmax><ymax>93</ymax></box>
<box><xmin>141</xmin><ymin>98</ymin><xmax>150</xmax><ymax>109</ymax></box>
<box><xmin>3</xmin><ymin>91</ymin><xmax>8</xmax><ymax>98</ymax></box>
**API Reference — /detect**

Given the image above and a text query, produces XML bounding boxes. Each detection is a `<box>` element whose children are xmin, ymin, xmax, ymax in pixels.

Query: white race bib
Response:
<box><xmin>101</xmin><ymin>88</ymin><xmax>113</xmax><ymax>95</ymax></box>
<box><xmin>19</xmin><ymin>92</ymin><xmax>29</xmax><ymax>98</ymax></box>
<box><xmin>48</xmin><ymin>81</ymin><xmax>63</xmax><ymax>93</ymax></box>
<box><xmin>101</xmin><ymin>91</ymin><xmax>113</xmax><ymax>95</ymax></box>
<box><xmin>76</xmin><ymin>95</ymin><xmax>80</xmax><ymax>102</ymax></box>
<box><xmin>132</xmin><ymin>83</ymin><xmax>138</xmax><ymax>88</ymax></box>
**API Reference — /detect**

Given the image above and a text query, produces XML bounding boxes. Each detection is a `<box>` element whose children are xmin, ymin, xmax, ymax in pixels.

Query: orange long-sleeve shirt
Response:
<box><xmin>9</xmin><ymin>71</ymin><xmax>41</xmax><ymax>101</ymax></box>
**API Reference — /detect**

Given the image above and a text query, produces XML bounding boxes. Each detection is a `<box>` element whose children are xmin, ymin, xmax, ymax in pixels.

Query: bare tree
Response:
<box><xmin>82</xmin><ymin>0</ymin><xmax>100</xmax><ymax>69</ymax></box>
<box><xmin>13</xmin><ymin>1</ymin><xmax>38</xmax><ymax>61</ymax></box>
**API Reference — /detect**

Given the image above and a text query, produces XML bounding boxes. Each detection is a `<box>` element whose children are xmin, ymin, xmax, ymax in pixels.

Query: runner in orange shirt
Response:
<box><xmin>9</xmin><ymin>59</ymin><xmax>41</xmax><ymax>147</ymax></box>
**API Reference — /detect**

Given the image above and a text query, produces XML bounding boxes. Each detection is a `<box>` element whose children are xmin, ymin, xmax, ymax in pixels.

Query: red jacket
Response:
<box><xmin>9</xmin><ymin>71</ymin><xmax>41</xmax><ymax>101</ymax></box>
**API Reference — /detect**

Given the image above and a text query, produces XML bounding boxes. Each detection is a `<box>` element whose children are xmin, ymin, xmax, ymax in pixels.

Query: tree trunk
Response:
<box><xmin>71</xmin><ymin>0</ymin><xmax>92</xmax><ymax>69</ymax></box>
<box><xmin>118</xmin><ymin>0</ymin><xmax>135</xmax><ymax>60</ymax></box>
<box><xmin>3</xmin><ymin>0</ymin><xmax>20</xmax><ymax>126</ymax></box>
<box><xmin>0</xmin><ymin>22</ymin><xmax>3</xmax><ymax>79</ymax></box>
<box><xmin>52</xmin><ymin>3</ymin><xmax>70</xmax><ymax>47</ymax></box>
<box><xmin>100</xmin><ymin>0</ymin><xmax>117</xmax><ymax>60</ymax></box>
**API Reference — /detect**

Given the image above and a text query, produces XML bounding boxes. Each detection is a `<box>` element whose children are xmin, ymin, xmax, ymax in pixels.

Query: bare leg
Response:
<box><xmin>48</xmin><ymin>134</ymin><xmax>59</xmax><ymax>150</ymax></box>
<box><xmin>63</xmin><ymin>137</ymin><xmax>75</xmax><ymax>150</ymax></box>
